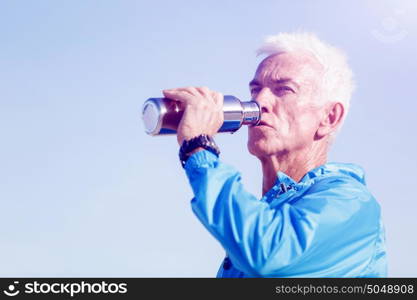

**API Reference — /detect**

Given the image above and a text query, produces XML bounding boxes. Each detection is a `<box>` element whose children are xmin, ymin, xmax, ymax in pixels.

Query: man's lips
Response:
<box><xmin>249</xmin><ymin>120</ymin><xmax>273</xmax><ymax>129</ymax></box>
<box><xmin>255</xmin><ymin>120</ymin><xmax>273</xmax><ymax>128</ymax></box>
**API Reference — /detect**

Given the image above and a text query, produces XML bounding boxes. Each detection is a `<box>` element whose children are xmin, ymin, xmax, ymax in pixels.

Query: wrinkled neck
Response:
<box><xmin>260</xmin><ymin>143</ymin><xmax>328</xmax><ymax>196</ymax></box>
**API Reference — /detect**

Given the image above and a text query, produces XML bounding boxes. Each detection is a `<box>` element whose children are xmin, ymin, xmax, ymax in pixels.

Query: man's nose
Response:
<box><xmin>254</xmin><ymin>87</ymin><xmax>273</xmax><ymax>114</ymax></box>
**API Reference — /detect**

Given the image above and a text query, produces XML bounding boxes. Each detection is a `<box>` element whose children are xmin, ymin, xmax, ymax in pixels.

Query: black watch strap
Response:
<box><xmin>179</xmin><ymin>134</ymin><xmax>220</xmax><ymax>168</ymax></box>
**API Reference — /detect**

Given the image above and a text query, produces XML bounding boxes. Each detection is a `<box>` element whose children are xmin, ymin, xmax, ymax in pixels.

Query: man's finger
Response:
<box><xmin>212</xmin><ymin>91</ymin><xmax>224</xmax><ymax>108</ymax></box>
<box><xmin>162</xmin><ymin>89</ymin><xmax>196</xmax><ymax>103</ymax></box>
<box><xmin>195</xmin><ymin>86</ymin><xmax>211</xmax><ymax>98</ymax></box>
<box><xmin>164</xmin><ymin>87</ymin><xmax>201</xmax><ymax>97</ymax></box>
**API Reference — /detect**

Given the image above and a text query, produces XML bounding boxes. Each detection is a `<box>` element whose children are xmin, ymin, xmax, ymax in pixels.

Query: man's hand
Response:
<box><xmin>162</xmin><ymin>87</ymin><xmax>224</xmax><ymax>145</ymax></box>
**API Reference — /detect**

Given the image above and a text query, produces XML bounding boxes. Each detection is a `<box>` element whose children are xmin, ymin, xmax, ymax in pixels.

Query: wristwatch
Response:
<box><xmin>179</xmin><ymin>134</ymin><xmax>220</xmax><ymax>168</ymax></box>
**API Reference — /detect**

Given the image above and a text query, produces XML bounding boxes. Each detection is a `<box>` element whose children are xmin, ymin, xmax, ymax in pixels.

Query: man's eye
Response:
<box><xmin>250</xmin><ymin>87</ymin><xmax>260</xmax><ymax>94</ymax></box>
<box><xmin>275</xmin><ymin>86</ymin><xmax>294</xmax><ymax>95</ymax></box>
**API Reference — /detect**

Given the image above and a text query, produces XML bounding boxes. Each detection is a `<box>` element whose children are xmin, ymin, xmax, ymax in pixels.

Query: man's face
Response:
<box><xmin>247</xmin><ymin>52</ymin><xmax>326</xmax><ymax>158</ymax></box>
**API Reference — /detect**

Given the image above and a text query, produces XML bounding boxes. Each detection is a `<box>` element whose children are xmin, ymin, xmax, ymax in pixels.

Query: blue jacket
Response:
<box><xmin>184</xmin><ymin>150</ymin><xmax>387</xmax><ymax>277</ymax></box>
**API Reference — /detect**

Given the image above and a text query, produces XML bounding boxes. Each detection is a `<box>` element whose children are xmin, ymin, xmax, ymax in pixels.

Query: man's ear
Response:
<box><xmin>316</xmin><ymin>102</ymin><xmax>345</xmax><ymax>139</ymax></box>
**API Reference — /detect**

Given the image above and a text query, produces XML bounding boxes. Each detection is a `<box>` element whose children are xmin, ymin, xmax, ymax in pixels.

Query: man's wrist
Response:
<box><xmin>178</xmin><ymin>135</ymin><xmax>220</xmax><ymax>168</ymax></box>
<box><xmin>187</xmin><ymin>147</ymin><xmax>205</xmax><ymax>156</ymax></box>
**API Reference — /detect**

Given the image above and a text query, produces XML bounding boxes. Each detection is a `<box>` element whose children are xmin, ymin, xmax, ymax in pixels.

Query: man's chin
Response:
<box><xmin>247</xmin><ymin>136</ymin><xmax>284</xmax><ymax>157</ymax></box>
<box><xmin>247</xmin><ymin>139</ymin><xmax>270</xmax><ymax>157</ymax></box>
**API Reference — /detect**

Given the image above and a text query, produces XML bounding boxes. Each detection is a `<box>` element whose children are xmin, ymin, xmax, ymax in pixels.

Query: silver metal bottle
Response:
<box><xmin>142</xmin><ymin>95</ymin><xmax>261</xmax><ymax>136</ymax></box>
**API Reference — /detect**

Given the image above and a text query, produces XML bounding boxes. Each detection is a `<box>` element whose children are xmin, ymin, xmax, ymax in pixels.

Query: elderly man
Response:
<box><xmin>162</xmin><ymin>32</ymin><xmax>387</xmax><ymax>277</ymax></box>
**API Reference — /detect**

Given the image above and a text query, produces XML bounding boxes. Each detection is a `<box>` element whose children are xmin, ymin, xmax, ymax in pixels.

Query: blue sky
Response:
<box><xmin>0</xmin><ymin>0</ymin><xmax>416</xmax><ymax>276</ymax></box>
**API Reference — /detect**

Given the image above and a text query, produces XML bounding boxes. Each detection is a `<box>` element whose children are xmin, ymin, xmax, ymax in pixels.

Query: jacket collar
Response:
<box><xmin>274</xmin><ymin>162</ymin><xmax>366</xmax><ymax>190</ymax></box>
<box><xmin>261</xmin><ymin>162</ymin><xmax>366</xmax><ymax>203</ymax></box>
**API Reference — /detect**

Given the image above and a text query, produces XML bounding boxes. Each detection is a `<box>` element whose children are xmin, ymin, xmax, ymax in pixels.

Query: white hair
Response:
<box><xmin>256</xmin><ymin>32</ymin><xmax>355</xmax><ymax>118</ymax></box>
